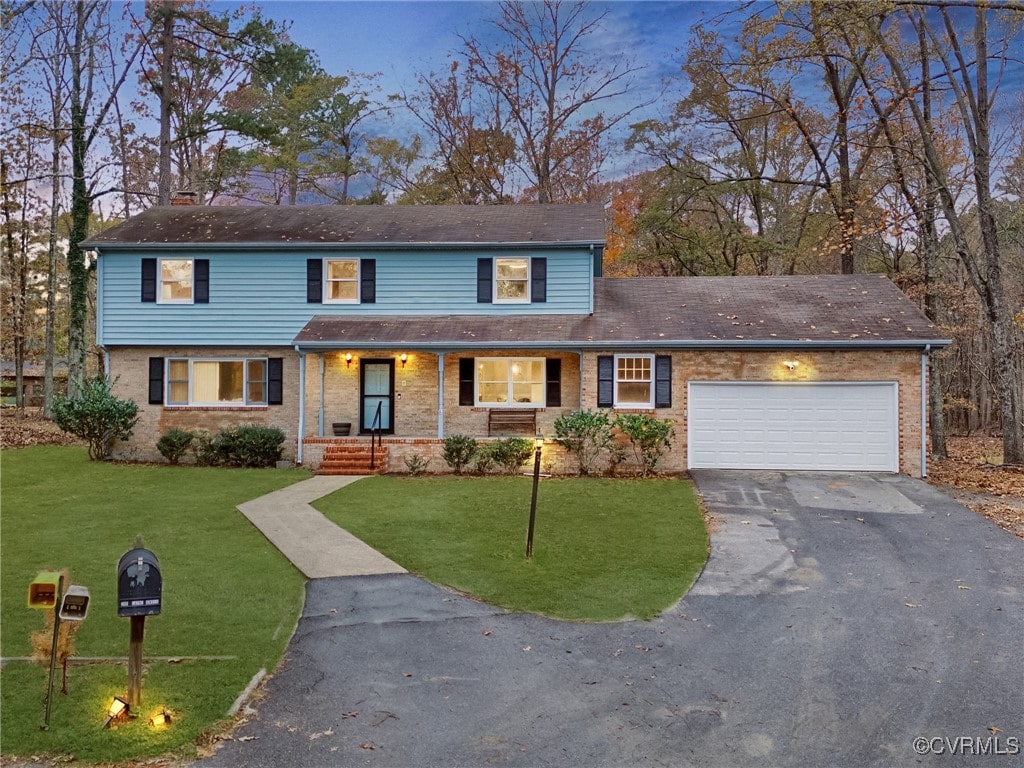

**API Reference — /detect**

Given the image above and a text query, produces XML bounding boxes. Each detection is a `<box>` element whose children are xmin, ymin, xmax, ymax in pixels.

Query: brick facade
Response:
<box><xmin>114</xmin><ymin>345</ymin><xmax>927</xmax><ymax>478</ymax></box>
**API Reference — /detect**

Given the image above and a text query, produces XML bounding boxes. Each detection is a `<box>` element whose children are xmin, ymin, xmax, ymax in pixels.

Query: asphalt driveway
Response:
<box><xmin>199</xmin><ymin>472</ymin><xmax>1023</xmax><ymax>768</ymax></box>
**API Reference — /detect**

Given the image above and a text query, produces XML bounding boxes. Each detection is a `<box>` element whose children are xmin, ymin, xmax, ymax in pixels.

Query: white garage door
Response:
<box><xmin>687</xmin><ymin>382</ymin><xmax>898</xmax><ymax>472</ymax></box>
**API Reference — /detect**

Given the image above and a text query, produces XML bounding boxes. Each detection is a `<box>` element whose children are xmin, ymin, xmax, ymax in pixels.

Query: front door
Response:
<box><xmin>360</xmin><ymin>359</ymin><xmax>394</xmax><ymax>434</ymax></box>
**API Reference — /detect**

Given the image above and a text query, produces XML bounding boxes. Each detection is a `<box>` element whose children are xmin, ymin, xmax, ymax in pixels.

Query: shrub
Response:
<box><xmin>156</xmin><ymin>428</ymin><xmax>194</xmax><ymax>465</ymax></box>
<box><xmin>216</xmin><ymin>425</ymin><xmax>286</xmax><ymax>468</ymax></box>
<box><xmin>474</xmin><ymin>443</ymin><xmax>496</xmax><ymax>474</ymax></box>
<box><xmin>191</xmin><ymin>430</ymin><xmax>218</xmax><ymax>466</ymax></box>
<box><xmin>52</xmin><ymin>376</ymin><xmax>139</xmax><ymax>460</ymax></box>
<box><xmin>614</xmin><ymin>413</ymin><xmax>675</xmax><ymax>477</ymax></box>
<box><xmin>488</xmin><ymin>437</ymin><xmax>535</xmax><ymax>475</ymax></box>
<box><xmin>404</xmin><ymin>454</ymin><xmax>430</xmax><ymax>476</ymax></box>
<box><xmin>441</xmin><ymin>434</ymin><xmax>478</xmax><ymax>474</ymax></box>
<box><xmin>553</xmin><ymin>409</ymin><xmax>614</xmax><ymax>475</ymax></box>
<box><xmin>190</xmin><ymin>426</ymin><xmax>285</xmax><ymax>468</ymax></box>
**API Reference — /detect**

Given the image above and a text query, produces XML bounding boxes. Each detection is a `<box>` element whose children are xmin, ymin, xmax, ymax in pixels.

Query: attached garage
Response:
<box><xmin>687</xmin><ymin>381</ymin><xmax>899</xmax><ymax>472</ymax></box>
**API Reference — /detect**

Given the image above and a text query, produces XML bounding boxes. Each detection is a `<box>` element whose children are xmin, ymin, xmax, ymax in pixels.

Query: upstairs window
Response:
<box><xmin>324</xmin><ymin>259</ymin><xmax>359</xmax><ymax>302</ymax></box>
<box><xmin>159</xmin><ymin>259</ymin><xmax>193</xmax><ymax>303</ymax></box>
<box><xmin>494</xmin><ymin>258</ymin><xmax>529</xmax><ymax>303</ymax></box>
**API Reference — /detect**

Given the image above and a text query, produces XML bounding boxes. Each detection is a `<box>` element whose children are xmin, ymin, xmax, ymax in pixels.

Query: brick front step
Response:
<box><xmin>317</xmin><ymin>446</ymin><xmax>388</xmax><ymax>475</ymax></box>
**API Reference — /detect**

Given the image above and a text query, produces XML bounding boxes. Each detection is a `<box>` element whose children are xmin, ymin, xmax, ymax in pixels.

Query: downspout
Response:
<box><xmin>318</xmin><ymin>353</ymin><xmax>325</xmax><ymax>437</ymax></box>
<box><xmin>437</xmin><ymin>352</ymin><xmax>445</xmax><ymax>439</ymax></box>
<box><xmin>921</xmin><ymin>344</ymin><xmax>930</xmax><ymax>478</ymax></box>
<box><xmin>296</xmin><ymin>347</ymin><xmax>306</xmax><ymax>464</ymax></box>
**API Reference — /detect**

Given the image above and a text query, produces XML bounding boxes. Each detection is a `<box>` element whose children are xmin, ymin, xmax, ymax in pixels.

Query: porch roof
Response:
<box><xmin>293</xmin><ymin>275</ymin><xmax>949</xmax><ymax>350</ymax></box>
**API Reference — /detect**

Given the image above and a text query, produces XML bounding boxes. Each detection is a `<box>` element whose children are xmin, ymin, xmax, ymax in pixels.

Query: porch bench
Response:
<box><xmin>488</xmin><ymin>409</ymin><xmax>537</xmax><ymax>436</ymax></box>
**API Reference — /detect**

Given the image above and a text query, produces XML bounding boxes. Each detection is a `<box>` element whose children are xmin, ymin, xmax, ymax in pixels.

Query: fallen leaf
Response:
<box><xmin>238</xmin><ymin>736</ymin><xmax>259</xmax><ymax>742</ymax></box>
<box><xmin>522</xmin><ymin>645</ymin><xmax>531</xmax><ymax>652</ymax></box>
<box><xmin>989</xmin><ymin>726</ymin><xmax>1002</xmax><ymax>735</ymax></box>
<box><xmin>482</xmin><ymin>630</ymin><xmax>492</xmax><ymax>637</ymax></box>
<box><xmin>360</xmin><ymin>742</ymin><xmax>377</xmax><ymax>750</ymax></box>
<box><xmin>958</xmin><ymin>585</ymin><xmax>971</xmax><ymax>590</ymax></box>
<box><xmin>341</xmin><ymin>711</ymin><xmax>359</xmax><ymax>719</ymax></box>
<box><xmin>329</xmin><ymin>608</ymin><xmax>338</xmax><ymax>613</ymax></box>
<box><xmin>905</xmin><ymin>603</ymin><xmax>920</xmax><ymax>608</ymax></box>
<box><xmin>402</xmin><ymin>672</ymin><xmax>413</xmax><ymax>678</ymax></box>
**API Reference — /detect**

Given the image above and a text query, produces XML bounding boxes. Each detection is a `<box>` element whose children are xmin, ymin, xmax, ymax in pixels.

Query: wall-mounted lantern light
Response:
<box><xmin>399</xmin><ymin>353</ymin><xmax>408</xmax><ymax>368</ymax></box>
<box><xmin>345</xmin><ymin>353</ymin><xmax>353</xmax><ymax>368</ymax></box>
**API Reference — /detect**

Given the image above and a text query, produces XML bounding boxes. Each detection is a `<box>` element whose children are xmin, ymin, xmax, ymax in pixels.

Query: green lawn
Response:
<box><xmin>315</xmin><ymin>475</ymin><xmax>708</xmax><ymax>621</ymax></box>
<box><xmin>0</xmin><ymin>446</ymin><xmax>310</xmax><ymax>763</ymax></box>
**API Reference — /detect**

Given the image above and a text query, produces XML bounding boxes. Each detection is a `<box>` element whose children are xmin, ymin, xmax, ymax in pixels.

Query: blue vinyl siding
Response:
<box><xmin>99</xmin><ymin>248</ymin><xmax>594</xmax><ymax>346</ymax></box>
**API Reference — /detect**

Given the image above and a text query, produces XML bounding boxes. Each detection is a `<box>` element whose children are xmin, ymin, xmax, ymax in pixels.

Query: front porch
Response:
<box><xmin>297</xmin><ymin>349</ymin><xmax>583</xmax><ymax>467</ymax></box>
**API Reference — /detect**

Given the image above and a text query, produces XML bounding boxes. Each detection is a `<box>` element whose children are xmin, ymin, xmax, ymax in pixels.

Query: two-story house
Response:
<box><xmin>84</xmin><ymin>203</ymin><xmax>948</xmax><ymax>476</ymax></box>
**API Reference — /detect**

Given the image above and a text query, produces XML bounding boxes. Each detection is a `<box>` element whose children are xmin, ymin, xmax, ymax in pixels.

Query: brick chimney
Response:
<box><xmin>170</xmin><ymin>190</ymin><xmax>198</xmax><ymax>206</ymax></box>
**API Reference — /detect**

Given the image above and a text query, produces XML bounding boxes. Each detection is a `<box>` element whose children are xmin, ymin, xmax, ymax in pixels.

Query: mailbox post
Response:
<box><xmin>117</xmin><ymin>544</ymin><xmax>162</xmax><ymax>709</ymax></box>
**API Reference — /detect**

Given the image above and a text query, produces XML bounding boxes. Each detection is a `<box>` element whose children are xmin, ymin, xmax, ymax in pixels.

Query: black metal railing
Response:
<box><xmin>369</xmin><ymin>400</ymin><xmax>383</xmax><ymax>469</ymax></box>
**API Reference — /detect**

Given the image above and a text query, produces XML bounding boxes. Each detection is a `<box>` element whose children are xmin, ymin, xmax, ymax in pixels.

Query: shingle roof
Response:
<box><xmin>83</xmin><ymin>204</ymin><xmax>606</xmax><ymax>246</ymax></box>
<box><xmin>294</xmin><ymin>275</ymin><xmax>948</xmax><ymax>348</ymax></box>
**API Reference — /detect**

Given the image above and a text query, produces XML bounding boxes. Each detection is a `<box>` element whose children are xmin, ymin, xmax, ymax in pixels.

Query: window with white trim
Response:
<box><xmin>324</xmin><ymin>258</ymin><xmax>359</xmax><ymax>302</ymax></box>
<box><xmin>159</xmin><ymin>259</ymin><xmax>193</xmax><ymax>303</ymax></box>
<box><xmin>166</xmin><ymin>358</ymin><xmax>268</xmax><ymax>406</ymax></box>
<box><xmin>476</xmin><ymin>357</ymin><xmax>544</xmax><ymax>406</ymax></box>
<box><xmin>615</xmin><ymin>354</ymin><xmax>654</xmax><ymax>408</ymax></box>
<box><xmin>494</xmin><ymin>258</ymin><xmax>529</xmax><ymax>302</ymax></box>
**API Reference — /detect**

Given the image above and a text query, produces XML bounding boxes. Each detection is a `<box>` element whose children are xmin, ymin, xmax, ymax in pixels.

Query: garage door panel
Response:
<box><xmin>688</xmin><ymin>382</ymin><xmax>898</xmax><ymax>472</ymax></box>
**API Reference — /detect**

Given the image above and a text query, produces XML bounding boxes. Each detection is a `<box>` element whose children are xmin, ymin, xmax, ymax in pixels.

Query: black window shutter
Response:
<box><xmin>307</xmin><ymin>259</ymin><xmax>322</xmax><ymax>303</ymax></box>
<box><xmin>267</xmin><ymin>358</ymin><xmax>283</xmax><ymax>405</ymax></box>
<box><xmin>194</xmin><ymin>259</ymin><xmax>209</xmax><ymax>303</ymax></box>
<box><xmin>141</xmin><ymin>259</ymin><xmax>157</xmax><ymax>302</ymax></box>
<box><xmin>597</xmin><ymin>355</ymin><xmax>614</xmax><ymax>408</ymax></box>
<box><xmin>360</xmin><ymin>259</ymin><xmax>376</xmax><ymax>303</ymax></box>
<box><xmin>545</xmin><ymin>357</ymin><xmax>561</xmax><ymax>407</ymax></box>
<box><xmin>477</xmin><ymin>258</ymin><xmax>492</xmax><ymax>303</ymax></box>
<box><xmin>655</xmin><ymin>355</ymin><xmax>672</xmax><ymax>408</ymax></box>
<box><xmin>148</xmin><ymin>357</ymin><xmax>164</xmax><ymax>404</ymax></box>
<box><xmin>459</xmin><ymin>358</ymin><xmax>475</xmax><ymax>405</ymax></box>
<box><xmin>531</xmin><ymin>257</ymin><xmax>547</xmax><ymax>303</ymax></box>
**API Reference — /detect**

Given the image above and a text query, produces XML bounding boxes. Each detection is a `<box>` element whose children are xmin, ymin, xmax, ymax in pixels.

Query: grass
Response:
<box><xmin>0</xmin><ymin>446</ymin><xmax>310</xmax><ymax>763</ymax></box>
<box><xmin>315</xmin><ymin>475</ymin><xmax>708</xmax><ymax>621</ymax></box>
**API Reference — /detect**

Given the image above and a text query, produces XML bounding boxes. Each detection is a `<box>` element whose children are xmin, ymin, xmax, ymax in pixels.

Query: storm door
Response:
<box><xmin>359</xmin><ymin>359</ymin><xmax>394</xmax><ymax>434</ymax></box>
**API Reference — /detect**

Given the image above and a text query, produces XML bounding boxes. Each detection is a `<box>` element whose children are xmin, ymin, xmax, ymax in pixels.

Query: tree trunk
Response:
<box><xmin>44</xmin><ymin>88</ymin><xmax>62</xmax><ymax>418</ymax></box>
<box><xmin>66</xmin><ymin>5</ymin><xmax>90</xmax><ymax>392</ymax></box>
<box><xmin>158</xmin><ymin>0</ymin><xmax>174</xmax><ymax>205</ymax></box>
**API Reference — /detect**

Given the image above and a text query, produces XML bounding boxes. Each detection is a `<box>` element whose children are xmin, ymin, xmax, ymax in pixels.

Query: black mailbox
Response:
<box><xmin>117</xmin><ymin>548</ymin><xmax>162</xmax><ymax>617</ymax></box>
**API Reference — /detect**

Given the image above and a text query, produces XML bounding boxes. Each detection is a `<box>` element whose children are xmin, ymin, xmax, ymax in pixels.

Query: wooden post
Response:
<box><xmin>127</xmin><ymin>616</ymin><xmax>145</xmax><ymax>709</ymax></box>
<box><xmin>41</xmin><ymin>574</ymin><xmax>64</xmax><ymax>730</ymax></box>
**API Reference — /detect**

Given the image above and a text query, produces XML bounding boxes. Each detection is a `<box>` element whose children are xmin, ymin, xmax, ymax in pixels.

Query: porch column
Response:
<box><xmin>318</xmin><ymin>353</ymin><xmax>326</xmax><ymax>437</ymax></box>
<box><xmin>437</xmin><ymin>352</ymin><xmax>445</xmax><ymax>439</ymax></box>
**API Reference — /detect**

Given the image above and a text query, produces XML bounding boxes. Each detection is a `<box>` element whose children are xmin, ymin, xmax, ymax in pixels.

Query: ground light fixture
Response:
<box><xmin>103</xmin><ymin>696</ymin><xmax>130</xmax><ymax>729</ymax></box>
<box><xmin>148</xmin><ymin>708</ymin><xmax>172</xmax><ymax>727</ymax></box>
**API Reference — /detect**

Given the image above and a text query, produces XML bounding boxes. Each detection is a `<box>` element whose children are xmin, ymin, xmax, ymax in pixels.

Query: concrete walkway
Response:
<box><xmin>237</xmin><ymin>475</ymin><xmax>406</xmax><ymax>579</ymax></box>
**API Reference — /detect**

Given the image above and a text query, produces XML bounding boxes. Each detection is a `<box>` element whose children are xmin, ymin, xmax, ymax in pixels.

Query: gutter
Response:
<box><xmin>82</xmin><ymin>240</ymin><xmax>606</xmax><ymax>253</ymax></box>
<box><xmin>294</xmin><ymin>338</ymin><xmax>953</xmax><ymax>352</ymax></box>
